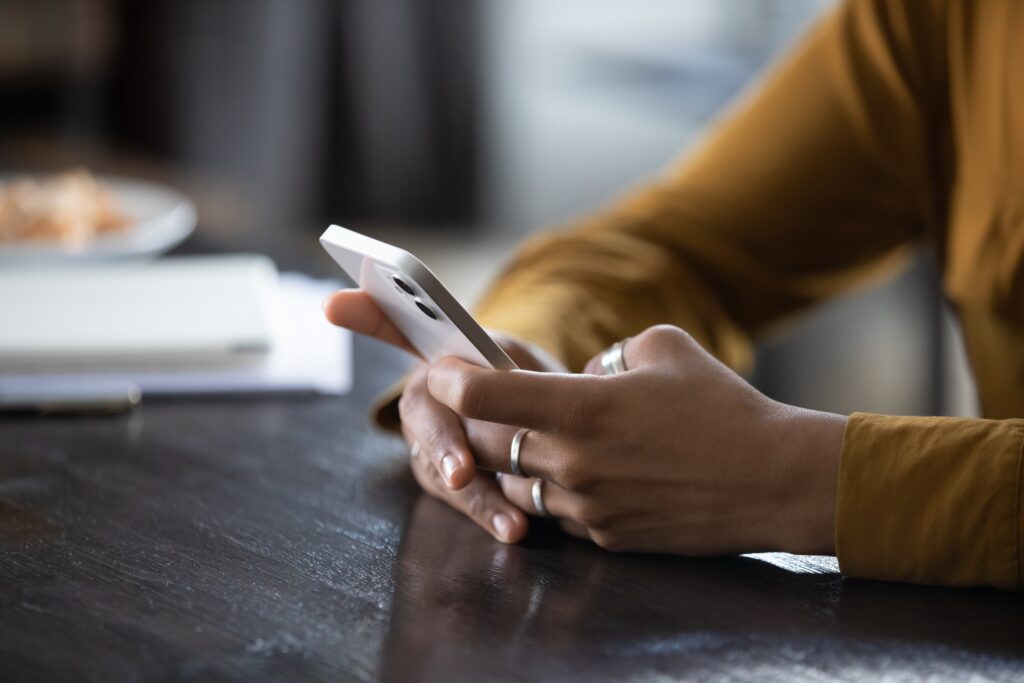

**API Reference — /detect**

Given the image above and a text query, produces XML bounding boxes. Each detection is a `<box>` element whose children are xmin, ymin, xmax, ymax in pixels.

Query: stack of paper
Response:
<box><xmin>0</xmin><ymin>256</ymin><xmax>351</xmax><ymax>398</ymax></box>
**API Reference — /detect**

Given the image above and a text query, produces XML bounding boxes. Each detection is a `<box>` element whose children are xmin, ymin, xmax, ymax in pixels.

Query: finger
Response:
<box><xmin>583</xmin><ymin>353</ymin><xmax>604</xmax><ymax>376</ymax></box>
<box><xmin>496</xmin><ymin>473</ymin><xmax>578</xmax><ymax>519</ymax></box>
<box><xmin>400</xmin><ymin>382</ymin><xmax>476</xmax><ymax>490</ymax></box>
<box><xmin>409</xmin><ymin>449</ymin><xmax>528</xmax><ymax>543</ymax></box>
<box><xmin>462</xmin><ymin>419</ymin><xmax>570</xmax><ymax>485</ymax></box>
<box><xmin>488</xmin><ymin>332</ymin><xmax>568</xmax><ymax>373</ymax></box>
<box><xmin>427</xmin><ymin>358</ymin><xmax>605</xmax><ymax>433</ymax></box>
<box><xmin>583</xmin><ymin>337</ymin><xmax>634</xmax><ymax>376</ymax></box>
<box><xmin>590</xmin><ymin>325</ymin><xmax>704</xmax><ymax>374</ymax></box>
<box><xmin>323</xmin><ymin>289</ymin><xmax>419</xmax><ymax>356</ymax></box>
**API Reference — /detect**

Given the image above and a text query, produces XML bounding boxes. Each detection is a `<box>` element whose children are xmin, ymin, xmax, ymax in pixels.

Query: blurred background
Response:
<box><xmin>0</xmin><ymin>0</ymin><xmax>977</xmax><ymax>417</ymax></box>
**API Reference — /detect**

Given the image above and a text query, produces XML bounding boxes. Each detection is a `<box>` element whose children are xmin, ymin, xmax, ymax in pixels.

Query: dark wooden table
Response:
<box><xmin>3</xmin><ymin>292</ymin><xmax>1024</xmax><ymax>682</ymax></box>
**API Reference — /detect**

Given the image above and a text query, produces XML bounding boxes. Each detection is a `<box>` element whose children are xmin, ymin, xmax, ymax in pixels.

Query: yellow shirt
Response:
<box><xmin>380</xmin><ymin>0</ymin><xmax>1024</xmax><ymax>588</ymax></box>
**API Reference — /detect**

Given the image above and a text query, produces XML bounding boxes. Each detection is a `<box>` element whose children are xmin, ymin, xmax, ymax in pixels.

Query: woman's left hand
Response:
<box><xmin>426</xmin><ymin>324</ymin><xmax>848</xmax><ymax>556</ymax></box>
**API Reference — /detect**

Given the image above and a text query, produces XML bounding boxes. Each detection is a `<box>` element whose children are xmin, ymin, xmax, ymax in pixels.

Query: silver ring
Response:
<box><xmin>510</xmin><ymin>427</ymin><xmax>529</xmax><ymax>477</ymax></box>
<box><xmin>599</xmin><ymin>340</ymin><xmax>628</xmax><ymax>375</ymax></box>
<box><xmin>532</xmin><ymin>479</ymin><xmax>548</xmax><ymax>516</ymax></box>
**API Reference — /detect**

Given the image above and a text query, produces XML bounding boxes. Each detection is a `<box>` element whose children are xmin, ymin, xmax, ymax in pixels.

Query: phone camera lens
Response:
<box><xmin>393</xmin><ymin>276</ymin><xmax>415</xmax><ymax>295</ymax></box>
<box><xmin>415</xmin><ymin>301</ymin><xmax>439</xmax><ymax>320</ymax></box>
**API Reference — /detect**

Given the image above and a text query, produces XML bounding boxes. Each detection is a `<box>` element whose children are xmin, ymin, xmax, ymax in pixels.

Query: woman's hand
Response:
<box><xmin>326</xmin><ymin>288</ymin><xmax>846</xmax><ymax>555</ymax></box>
<box><xmin>323</xmin><ymin>289</ymin><xmax>566</xmax><ymax>544</ymax></box>
<box><xmin>426</xmin><ymin>324</ymin><xmax>847</xmax><ymax>556</ymax></box>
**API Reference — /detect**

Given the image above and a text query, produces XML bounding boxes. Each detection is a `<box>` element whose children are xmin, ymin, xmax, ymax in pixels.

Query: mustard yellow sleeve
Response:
<box><xmin>474</xmin><ymin>0</ymin><xmax>946</xmax><ymax>371</ymax></box>
<box><xmin>838</xmin><ymin>414</ymin><xmax>1024</xmax><ymax>589</ymax></box>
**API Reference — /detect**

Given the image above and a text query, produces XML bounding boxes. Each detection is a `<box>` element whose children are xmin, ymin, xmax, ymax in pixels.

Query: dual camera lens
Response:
<box><xmin>393</xmin><ymin>276</ymin><xmax>415</xmax><ymax>296</ymax></box>
<box><xmin>393</xmin><ymin>276</ymin><xmax>438</xmax><ymax>320</ymax></box>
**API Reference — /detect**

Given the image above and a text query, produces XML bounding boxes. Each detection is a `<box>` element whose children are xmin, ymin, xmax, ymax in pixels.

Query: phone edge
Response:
<box><xmin>319</xmin><ymin>225</ymin><xmax>518</xmax><ymax>371</ymax></box>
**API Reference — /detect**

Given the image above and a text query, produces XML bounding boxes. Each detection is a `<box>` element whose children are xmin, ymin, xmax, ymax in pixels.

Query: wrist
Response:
<box><xmin>773</xmin><ymin>406</ymin><xmax>847</xmax><ymax>555</ymax></box>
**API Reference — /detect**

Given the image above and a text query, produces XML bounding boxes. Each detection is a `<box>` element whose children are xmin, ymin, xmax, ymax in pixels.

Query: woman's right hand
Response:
<box><xmin>324</xmin><ymin>289</ymin><xmax>563</xmax><ymax>544</ymax></box>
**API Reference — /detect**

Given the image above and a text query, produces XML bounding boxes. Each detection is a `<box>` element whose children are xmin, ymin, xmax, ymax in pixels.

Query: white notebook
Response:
<box><xmin>0</xmin><ymin>255</ymin><xmax>277</xmax><ymax>370</ymax></box>
<box><xmin>0</xmin><ymin>269</ymin><xmax>351</xmax><ymax>398</ymax></box>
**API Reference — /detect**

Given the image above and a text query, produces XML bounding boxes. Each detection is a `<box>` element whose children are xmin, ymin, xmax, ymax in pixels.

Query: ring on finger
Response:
<box><xmin>510</xmin><ymin>427</ymin><xmax>530</xmax><ymax>477</ymax></box>
<box><xmin>532</xmin><ymin>479</ymin><xmax>549</xmax><ymax>517</ymax></box>
<box><xmin>600</xmin><ymin>340</ymin><xmax>628</xmax><ymax>375</ymax></box>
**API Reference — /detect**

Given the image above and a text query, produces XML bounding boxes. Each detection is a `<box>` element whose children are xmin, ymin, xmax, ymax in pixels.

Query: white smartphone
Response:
<box><xmin>319</xmin><ymin>225</ymin><xmax>517</xmax><ymax>370</ymax></box>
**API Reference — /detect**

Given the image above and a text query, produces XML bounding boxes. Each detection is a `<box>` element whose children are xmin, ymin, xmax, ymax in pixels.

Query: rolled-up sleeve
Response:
<box><xmin>838</xmin><ymin>414</ymin><xmax>1024</xmax><ymax>588</ymax></box>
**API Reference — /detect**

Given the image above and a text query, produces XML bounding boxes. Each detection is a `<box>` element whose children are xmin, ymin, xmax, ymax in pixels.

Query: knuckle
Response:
<box><xmin>637</xmin><ymin>324</ymin><xmax>692</xmax><ymax>351</ymax></box>
<box><xmin>450</xmin><ymin>374</ymin><xmax>485</xmax><ymax>417</ymax></box>
<box><xmin>463</xmin><ymin>488</ymin><xmax>489</xmax><ymax>520</ymax></box>
<box><xmin>556</xmin><ymin>455</ymin><xmax>594</xmax><ymax>491</ymax></box>
<box><xmin>418</xmin><ymin>422</ymin><xmax>448</xmax><ymax>455</ymax></box>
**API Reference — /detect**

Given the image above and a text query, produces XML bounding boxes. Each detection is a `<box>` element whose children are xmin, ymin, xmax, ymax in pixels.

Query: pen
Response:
<box><xmin>0</xmin><ymin>383</ymin><xmax>142</xmax><ymax>416</ymax></box>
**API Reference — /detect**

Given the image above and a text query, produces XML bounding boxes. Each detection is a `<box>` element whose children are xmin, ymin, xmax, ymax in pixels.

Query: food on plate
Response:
<box><xmin>0</xmin><ymin>169</ymin><xmax>129</xmax><ymax>246</ymax></box>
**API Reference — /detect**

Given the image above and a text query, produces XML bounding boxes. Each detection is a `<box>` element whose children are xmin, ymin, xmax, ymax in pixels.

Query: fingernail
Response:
<box><xmin>441</xmin><ymin>453</ymin><xmax>459</xmax><ymax>483</ymax></box>
<box><xmin>492</xmin><ymin>512</ymin><xmax>513</xmax><ymax>541</ymax></box>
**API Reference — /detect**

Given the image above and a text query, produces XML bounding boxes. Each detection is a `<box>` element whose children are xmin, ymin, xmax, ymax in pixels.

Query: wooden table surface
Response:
<box><xmin>3</xmin><ymin>294</ymin><xmax>1024</xmax><ymax>682</ymax></box>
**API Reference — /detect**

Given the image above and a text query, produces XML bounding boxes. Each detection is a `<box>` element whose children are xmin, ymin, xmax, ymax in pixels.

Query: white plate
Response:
<box><xmin>0</xmin><ymin>174</ymin><xmax>197</xmax><ymax>267</ymax></box>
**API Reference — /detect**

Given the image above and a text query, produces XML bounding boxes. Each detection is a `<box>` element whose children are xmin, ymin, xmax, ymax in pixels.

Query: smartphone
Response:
<box><xmin>319</xmin><ymin>225</ymin><xmax>517</xmax><ymax>370</ymax></box>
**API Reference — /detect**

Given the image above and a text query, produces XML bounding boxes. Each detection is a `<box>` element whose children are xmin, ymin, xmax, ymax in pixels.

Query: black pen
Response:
<box><xmin>0</xmin><ymin>384</ymin><xmax>142</xmax><ymax>415</ymax></box>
